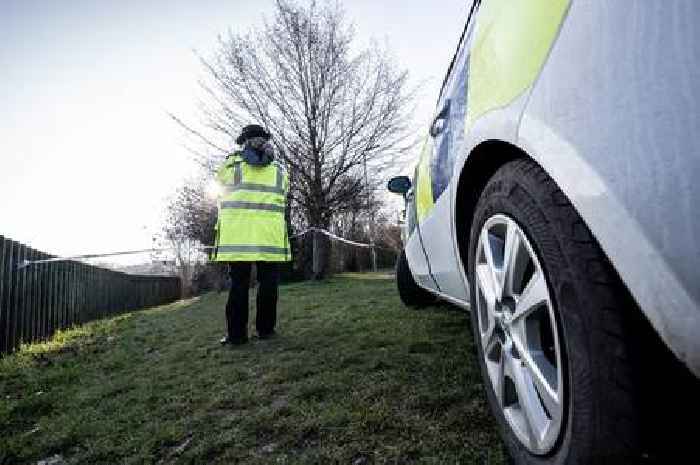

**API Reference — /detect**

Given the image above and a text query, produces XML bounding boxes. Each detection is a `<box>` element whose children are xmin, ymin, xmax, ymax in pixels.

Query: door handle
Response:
<box><xmin>429</xmin><ymin>100</ymin><xmax>451</xmax><ymax>137</ymax></box>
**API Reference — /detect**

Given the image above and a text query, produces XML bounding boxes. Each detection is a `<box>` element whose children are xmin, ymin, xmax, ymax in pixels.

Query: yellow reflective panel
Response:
<box><xmin>242</xmin><ymin>163</ymin><xmax>277</xmax><ymax>185</ymax></box>
<box><xmin>466</xmin><ymin>0</ymin><xmax>570</xmax><ymax>130</ymax></box>
<box><xmin>416</xmin><ymin>137</ymin><xmax>435</xmax><ymax>222</ymax></box>
<box><xmin>218</xmin><ymin>214</ymin><xmax>285</xmax><ymax>245</ymax></box>
<box><xmin>214</xmin><ymin>213</ymin><xmax>290</xmax><ymax>262</ymax></box>
<box><xmin>220</xmin><ymin>190</ymin><xmax>285</xmax><ymax>206</ymax></box>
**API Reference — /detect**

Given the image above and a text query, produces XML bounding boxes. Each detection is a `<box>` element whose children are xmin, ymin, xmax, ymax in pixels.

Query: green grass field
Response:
<box><xmin>0</xmin><ymin>273</ymin><xmax>505</xmax><ymax>465</ymax></box>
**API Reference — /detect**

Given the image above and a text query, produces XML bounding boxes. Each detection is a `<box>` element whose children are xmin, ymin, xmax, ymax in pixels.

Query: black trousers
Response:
<box><xmin>226</xmin><ymin>262</ymin><xmax>279</xmax><ymax>339</ymax></box>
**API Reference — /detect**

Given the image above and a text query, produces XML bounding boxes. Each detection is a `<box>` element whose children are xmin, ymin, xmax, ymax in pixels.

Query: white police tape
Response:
<box><xmin>293</xmin><ymin>227</ymin><xmax>372</xmax><ymax>248</ymax></box>
<box><xmin>16</xmin><ymin>247</ymin><xmax>213</xmax><ymax>270</ymax></box>
<box><xmin>17</xmin><ymin>228</ymin><xmax>377</xmax><ymax>269</ymax></box>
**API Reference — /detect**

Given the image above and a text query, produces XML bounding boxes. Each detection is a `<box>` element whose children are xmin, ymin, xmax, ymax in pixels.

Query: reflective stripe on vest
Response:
<box><xmin>225</xmin><ymin>183</ymin><xmax>284</xmax><ymax>194</ymax></box>
<box><xmin>275</xmin><ymin>167</ymin><xmax>283</xmax><ymax>191</ymax></box>
<box><xmin>216</xmin><ymin>245</ymin><xmax>288</xmax><ymax>255</ymax></box>
<box><xmin>233</xmin><ymin>162</ymin><xmax>242</xmax><ymax>185</ymax></box>
<box><xmin>220</xmin><ymin>201</ymin><xmax>285</xmax><ymax>213</ymax></box>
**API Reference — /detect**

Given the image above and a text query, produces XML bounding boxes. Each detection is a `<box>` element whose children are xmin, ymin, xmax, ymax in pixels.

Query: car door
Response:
<box><xmin>403</xmin><ymin>143</ymin><xmax>441</xmax><ymax>292</ymax></box>
<box><xmin>415</xmin><ymin>1</ymin><xmax>480</xmax><ymax>302</ymax></box>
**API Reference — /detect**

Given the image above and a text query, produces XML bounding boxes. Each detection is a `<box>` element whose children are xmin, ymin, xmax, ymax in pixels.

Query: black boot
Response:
<box><xmin>220</xmin><ymin>335</ymin><xmax>248</xmax><ymax>346</ymax></box>
<box><xmin>256</xmin><ymin>330</ymin><xmax>276</xmax><ymax>340</ymax></box>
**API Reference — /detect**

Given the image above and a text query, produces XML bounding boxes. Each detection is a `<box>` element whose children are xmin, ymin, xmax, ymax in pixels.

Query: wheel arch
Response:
<box><xmin>454</xmin><ymin>139</ymin><xmax>527</xmax><ymax>275</ymax></box>
<box><xmin>454</xmin><ymin>138</ymin><xmax>646</xmax><ymax>320</ymax></box>
<box><xmin>453</xmin><ymin>138</ymin><xmax>700</xmax><ymax>382</ymax></box>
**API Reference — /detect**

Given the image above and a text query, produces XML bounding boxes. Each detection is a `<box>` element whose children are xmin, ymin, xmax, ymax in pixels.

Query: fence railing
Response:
<box><xmin>0</xmin><ymin>236</ymin><xmax>181</xmax><ymax>355</ymax></box>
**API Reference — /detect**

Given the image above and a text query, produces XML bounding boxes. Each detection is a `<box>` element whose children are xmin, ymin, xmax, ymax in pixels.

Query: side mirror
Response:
<box><xmin>387</xmin><ymin>176</ymin><xmax>412</xmax><ymax>196</ymax></box>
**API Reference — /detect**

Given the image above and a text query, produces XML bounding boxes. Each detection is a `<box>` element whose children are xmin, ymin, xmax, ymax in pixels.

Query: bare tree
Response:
<box><xmin>177</xmin><ymin>0</ymin><xmax>415</xmax><ymax>277</ymax></box>
<box><xmin>164</xmin><ymin>177</ymin><xmax>217</xmax><ymax>248</ymax></box>
<box><xmin>154</xmin><ymin>178</ymin><xmax>219</xmax><ymax>296</ymax></box>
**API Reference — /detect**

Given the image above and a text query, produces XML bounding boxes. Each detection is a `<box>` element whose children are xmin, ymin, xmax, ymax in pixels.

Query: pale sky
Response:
<box><xmin>0</xmin><ymin>0</ymin><xmax>469</xmax><ymax>262</ymax></box>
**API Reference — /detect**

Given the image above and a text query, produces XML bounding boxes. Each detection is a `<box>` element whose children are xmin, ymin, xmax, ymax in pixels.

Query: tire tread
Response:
<box><xmin>469</xmin><ymin>159</ymin><xmax>645</xmax><ymax>464</ymax></box>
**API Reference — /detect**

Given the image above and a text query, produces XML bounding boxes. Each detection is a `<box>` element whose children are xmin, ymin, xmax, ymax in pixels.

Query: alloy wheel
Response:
<box><xmin>475</xmin><ymin>214</ymin><xmax>565</xmax><ymax>455</ymax></box>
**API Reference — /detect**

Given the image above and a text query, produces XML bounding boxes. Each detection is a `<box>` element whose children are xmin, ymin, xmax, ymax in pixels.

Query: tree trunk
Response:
<box><xmin>311</xmin><ymin>230</ymin><xmax>331</xmax><ymax>280</ymax></box>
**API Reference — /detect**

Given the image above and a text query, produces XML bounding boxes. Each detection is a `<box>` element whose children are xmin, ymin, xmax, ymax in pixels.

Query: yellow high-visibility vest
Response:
<box><xmin>212</xmin><ymin>153</ymin><xmax>291</xmax><ymax>262</ymax></box>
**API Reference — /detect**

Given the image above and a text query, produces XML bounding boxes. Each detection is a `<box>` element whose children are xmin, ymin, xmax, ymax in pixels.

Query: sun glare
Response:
<box><xmin>205</xmin><ymin>179</ymin><xmax>223</xmax><ymax>199</ymax></box>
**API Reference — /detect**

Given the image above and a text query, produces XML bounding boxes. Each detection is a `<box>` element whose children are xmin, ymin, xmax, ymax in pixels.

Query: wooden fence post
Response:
<box><xmin>68</xmin><ymin>264</ymin><xmax>73</xmax><ymax>326</ymax></box>
<box><xmin>59</xmin><ymin>261</ymin><xmax>66</xmax><ymax>331</ymax></box>
<box><xmin>53</xmin><ymin>260</ymin><xmax>60</xmax><ymax>334</ymax></box>
<box><xmin>10</xmin><ymin>243</ymin><xmax>23</xmax><ymax>352</ymax></box>
<box><xmin>53</xmin><ymin>261</ymin><xmax>60</xmax><ymax>336</ymax></box>
<box><xmin>81</xmin><ymin>264</ymin><xmax>86</xmax><ymax>322</ymax></box>
<box><xmin>17</xmin><ymin>244</ymin><xmax>26</xmax><ymax>350</ymax></box>
<box><xmin>75</xmin><ymin>264</ymin><xmax>82</xmax><ymax>325</ymax></box>
<box><xmin>21</xmin><ymin>245</ymin><xmax>32</xmax><ymax>348</ymax></box>
<box><xmin>86</xmin><ymin>265</ymin><xmax>91</xmax><ymax>321</ymax></box>
<box><xmin>56</xmin><ymin>261</ymin><xmax>63</xmax><ymax>333</ymax></box>
<box><xmin>86</xmin><ymin>266</ymin><xmax>92</xmax><ymax>322</ymax></box>
<box><xmin>0</xmin><ymin>237</ymin><xmax>8</xmax><ymax>353</ymax></box>
<box><xmin>7</xmin><ymin>239</ymin><xmax>16</xmax><ymax>352</ymax></box>
<box><xmin>5</xmin><ymin>239</ymin><xmax>16</xmax><ymax>353</ymax></box>
<box><xmin>91</xmin><ymin>267</ymin><xmax>97</xmax><ymax>320</ymax></box>
<box><xmin>76</xmin><ymin>262</ymin><xmax>82</xmax><ymax>325</ymax></box>
<box><xmin>34</xmin><ymin>253</ymin><xmax>42</xmax><ymax>341</ymax></box>
<box><xmin>22</xmin><ymin>248</ymin><xmax>32</xmax><ymax>345</ymax></box>
<box><xmin>95</xmin><ymin>268</ymin><xmax>100</xmax><ymax>319</ymax></box>
<box><xmin>38</xmin><ymin>252</ymin><xmax>47</xmax><ymax>341</ymax></box>
<box><xmin>105</xmin><ymin>269</ymin><xmax>110</xmax><ymax>315</ymax></box>
<box><xmin>34</xmin><ymin>251</ymin><xmax>42</xmax><ymax>342</ymax></box>
<box><xmin>70</xmin><ymin>263</ymin><xmax>76</xmax><ymax>326</ymax></box>
<box><xmin>82</xmin><ymin>266</ymin><xmax>87</xmax><ymax>323</ymax></box>
<box><xmin>26</xmin><ymin>249</ymin><xmax>35</xmax><ymax>344</ymax></box>
<box><xmin>68</xmin><ymin>261</ymin><xmax>75</xmax><ymax>327</ymax></box>
<box><xmin>47</xmin><ymin>260</ymin><xmax>54</xmax><ymax>338</ymax></box>
<box><xmin>43</xmin><ymin>260</ymin><xmax>50</xmax><ymax>340</ymax></box>
<box><xmin>81</xmin><ymin>264</ymin><xmax>87</xmax><ymax>324</ymax></box>
<box><xmin>99</xmin><ymin>269</ymin><xmax>104</xmax><ymax>318</ymax></box>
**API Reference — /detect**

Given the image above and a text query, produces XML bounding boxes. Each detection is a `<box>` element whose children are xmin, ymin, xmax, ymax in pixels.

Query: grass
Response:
<box><xmin>0</xmin><ymin>273</ymin><xmax>505</xmax><ymax>465</ymax></box>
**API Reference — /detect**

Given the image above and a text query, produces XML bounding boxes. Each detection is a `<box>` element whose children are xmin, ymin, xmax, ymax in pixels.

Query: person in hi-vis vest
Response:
<box><xmin>212</xmin><ymin>124</ymin><xmax>291</xmax><ymax>345</ymax></box>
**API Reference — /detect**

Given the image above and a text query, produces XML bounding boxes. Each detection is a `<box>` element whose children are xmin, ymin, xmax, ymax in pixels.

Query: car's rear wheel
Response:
<box><xmin>396</xmin><ymin>248</ymin><xmax>436</xmax><ymax>307</ymax></box>
<box><xmin>468</xmin><ymin>159</ymin><xmax>645</xmax><ymax>464</ymax></box>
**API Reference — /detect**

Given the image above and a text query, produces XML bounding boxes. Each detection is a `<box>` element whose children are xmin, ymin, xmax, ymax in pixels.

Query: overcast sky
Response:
<box><xmin>0</xmin><ymin>0</ymin><xmax>469</xmax><ymax>262</ymax></box>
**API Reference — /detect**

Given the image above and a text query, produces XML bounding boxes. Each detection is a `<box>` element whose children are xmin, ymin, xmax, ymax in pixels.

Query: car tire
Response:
<box><xmin>467</xmin><ymin>159</ymin><xmax>645</xmax><ymax>464</ymax></box>
<box><xmin>396</xmin><ymin>248</ymin><xmax>436</xmax><ymax>307</ymax></box>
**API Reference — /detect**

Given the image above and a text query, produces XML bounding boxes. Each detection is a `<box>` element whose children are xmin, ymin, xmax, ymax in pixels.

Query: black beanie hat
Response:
<box><xmin>236</xmin><ymin>124</ymin><xmax>271</xmax><ymax>145</ymax></box>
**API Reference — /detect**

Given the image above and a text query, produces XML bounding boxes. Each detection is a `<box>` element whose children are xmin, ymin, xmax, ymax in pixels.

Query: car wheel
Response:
<box><xmin>396</xmin><ymin>248</ymin><xmax>436</xmax><ymax>307</ymax></box>
<box><xmin>467</xmin><ymin>159</ymin><xmax>644</xmax><ymax>464</ymax></box>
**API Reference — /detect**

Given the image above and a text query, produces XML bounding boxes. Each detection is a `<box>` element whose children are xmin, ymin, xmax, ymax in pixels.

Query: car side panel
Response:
<box><xmin>518</xmin><ymin>0</ymin><xmax>700</xmax><ymax>376</ymax></box>
<box><xmin>419</xmin><ymin>186</ymin><xmax>466</xmax><ymax>300</ymax></box>
<box><xmin>423</xmin><ymin>0</ymin><xmax>571</xmax><ymax>305</ymax></box>
<box><xmin>404</xmin><ymin>168</ymin><xmax>440</xmax><ymax>292</ymax></box>
<box><xmin>404</xmin><ymin>230</ymin><xmax>436</xmax><ymax>290</ymax></box>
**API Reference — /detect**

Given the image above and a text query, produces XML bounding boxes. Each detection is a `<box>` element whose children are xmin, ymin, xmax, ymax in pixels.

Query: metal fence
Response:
<box><xmin>0</xmin><ymin>236</ymin><xmax>181</xmax><ymax>355</ymax></box>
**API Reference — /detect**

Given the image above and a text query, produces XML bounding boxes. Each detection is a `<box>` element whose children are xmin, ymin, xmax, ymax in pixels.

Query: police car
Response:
<box><xmin>388</xmin><ymin>1</ymin><xmax>700</xmax><ymax>463</ymax></box>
